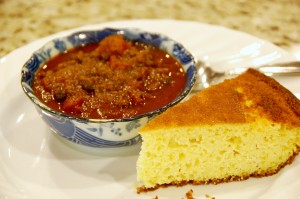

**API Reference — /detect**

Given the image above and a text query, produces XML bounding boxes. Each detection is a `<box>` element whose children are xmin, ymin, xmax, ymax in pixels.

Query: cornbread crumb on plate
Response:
<box><xmin>151</xmin><ymin>189</ymin><xmax>196</xmax><ymax>199</ymax></box>
<box><xmin>185</xmin><ymin>189</ymin><xmax>194</xmax><ymax>199</ymax></box>
<box><xmin>205</xmin><ymin>194</ymin><xmax>216</xmax><ymax>199</ymax></box>
<box><xmin>137</xmin><ymin>68</ymin><xmax>300</xmax><ymax>192</ymax></box>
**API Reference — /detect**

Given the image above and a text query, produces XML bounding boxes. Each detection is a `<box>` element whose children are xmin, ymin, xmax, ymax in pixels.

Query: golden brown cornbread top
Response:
<box><xmin>140</xmin><ymin>69</ymin><xmax>300</xmax><ymax>132</ymax></box>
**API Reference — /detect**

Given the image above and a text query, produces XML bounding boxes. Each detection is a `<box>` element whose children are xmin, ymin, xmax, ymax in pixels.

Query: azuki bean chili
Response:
<box><xmin>33</xmin><ymin>35</ymin><xmax>186</xmax><ymax>119</ymax></box>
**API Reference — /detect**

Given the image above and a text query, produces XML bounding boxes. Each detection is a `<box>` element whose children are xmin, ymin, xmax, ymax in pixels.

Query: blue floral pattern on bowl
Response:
<box><xmin>21</xmin><ymin>28</ymin><xmax>197</xmax><ymax>148</ymax></box>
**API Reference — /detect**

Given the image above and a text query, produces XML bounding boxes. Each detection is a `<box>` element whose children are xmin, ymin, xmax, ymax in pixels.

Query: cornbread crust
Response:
<box><xmin>137</xmin><ymin>145</ymin><xmax>300</xmax><ymax>193</ymax></box>
<box><xmin>140</xmin><ymin>68</ymin><xmax>300</xmax><ymax>132</ymax></box>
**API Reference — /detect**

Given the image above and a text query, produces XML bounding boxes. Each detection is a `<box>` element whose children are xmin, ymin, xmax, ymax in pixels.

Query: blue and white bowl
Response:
<box><xmin>21</xmin><ymin>28</ymin><xmax>197</xmax><ymax>148</ymax></box>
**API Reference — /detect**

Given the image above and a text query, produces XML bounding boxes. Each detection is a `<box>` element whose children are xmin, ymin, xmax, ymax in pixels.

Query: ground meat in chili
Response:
<box><xmin>33</xmin><ymin>34</ymin><xmax>186</xmax><ymax>119</ymax></box>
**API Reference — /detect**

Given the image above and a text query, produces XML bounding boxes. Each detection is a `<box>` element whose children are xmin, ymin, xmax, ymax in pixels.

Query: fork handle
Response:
<box><xmin>228</xmin><ymin>61</ymin><xmax>300</xmax><ymax>76</ymax></box>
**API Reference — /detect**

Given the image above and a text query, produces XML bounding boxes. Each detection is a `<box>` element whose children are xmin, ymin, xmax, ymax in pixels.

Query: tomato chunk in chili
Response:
<box><xmin>33</xmin><ymin>35</ymin><xmax>186</xmax><ymax>119</ymax></box>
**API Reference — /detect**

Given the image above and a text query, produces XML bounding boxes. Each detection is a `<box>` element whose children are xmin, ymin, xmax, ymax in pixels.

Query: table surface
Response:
<box><xmin>1</xmin><ymin>0</ymin><xmax>299</xmax><ymax>59</ymax></box>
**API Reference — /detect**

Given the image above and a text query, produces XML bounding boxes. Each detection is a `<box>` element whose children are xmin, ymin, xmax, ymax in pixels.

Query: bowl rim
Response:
<box><xmin>21</xmin><ymin>27</ymin><xmax>197</xmax><ymax>124</ymax></box>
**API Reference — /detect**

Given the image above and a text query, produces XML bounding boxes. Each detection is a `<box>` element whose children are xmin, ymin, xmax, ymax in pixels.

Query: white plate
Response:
<box><xmin>0</xmin><ymin>19</ymin><xmax>299</xmax><ymax>199</ymax></box>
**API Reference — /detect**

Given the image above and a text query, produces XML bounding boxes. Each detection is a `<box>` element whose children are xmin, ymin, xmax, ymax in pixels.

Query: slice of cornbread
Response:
<box><xmin>136</xmin><ymin>69</ymin><xmax>300</xmax><ymax>192</ymax></box>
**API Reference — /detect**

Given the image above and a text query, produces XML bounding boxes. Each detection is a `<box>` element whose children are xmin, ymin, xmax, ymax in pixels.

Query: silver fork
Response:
<box><xmin>193</xmin><ymin>60</ymin><xmax>300</xmax><ymax>92</ymax></box>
